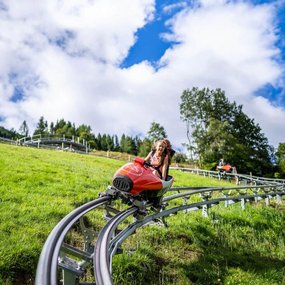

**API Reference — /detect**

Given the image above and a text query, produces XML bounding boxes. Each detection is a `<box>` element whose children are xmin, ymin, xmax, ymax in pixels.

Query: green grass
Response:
<box><xmin>0</xmin><ymin>143</ymin><xmax>284</xmax><ymax>285</ymax></box>
<box><xmin>113</xmin><ymin>206</ymin><xmax>285</xmax><ymax>285</ymax></box>
<box><xmin>0</xmin><ymin>144</ymin><xmax>123</xmax><ymax>284</ymax></box>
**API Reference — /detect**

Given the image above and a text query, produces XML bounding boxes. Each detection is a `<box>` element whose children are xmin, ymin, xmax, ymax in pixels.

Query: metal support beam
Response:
<box><xmin>202</xmin><ymin>204</ymin><xmax>208</xmax><ymax>217</ymax></box>
<box><xmin>61</xmin><ymin>269</ymin><xmax>79</xmax><ymax>285</ymax></box>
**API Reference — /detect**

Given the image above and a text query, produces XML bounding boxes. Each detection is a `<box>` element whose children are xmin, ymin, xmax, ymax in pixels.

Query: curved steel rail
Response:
<box><xmin>35</xmin><ymin>196</ymin><xmax>111</xmax><ymax>285</ymax></box>
<box><xmin>35</xmin><ymin>174</ymin><xmax>285</xmax><ymax>285</ymax></box>
<box><xmin>172</xmin><ymin>166</ymin><xmax>285</xmax><ymax>186</ymax></box>
<box><xmin>17</xmin><ymin>134</ymin><xmax>90</xmax><ymax>152</ymax></box>
<box><xmin>94</xmin><ymin>184</ymin><xmax>285</xmax><ymax>285</ymax></box>
<box><xmin>94</xmin><ymin>206</ymin><xmax>138</xmax><ymax>285</ymax></box>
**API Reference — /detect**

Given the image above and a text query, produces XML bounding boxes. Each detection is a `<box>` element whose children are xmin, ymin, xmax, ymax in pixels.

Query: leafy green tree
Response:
<box><xmin>56</xmin><ymin>121</ymin><xmax>75</xmax><ymax>137</ymax></box>
<box><xmin>276</xmin><ymin>143</ymin><xmax>285</xmax><ymax>177</ymax></box>
<box><xmin>120</xmin><ymin>134</ymin><xmax>135</xmax><ymax>154</ymax></box>
<box><xmin>194</xmin><ymin>118</ymin><xmax>236</xmax><ymax>166</ymax></box>
<box><xmin>76</xmin><ymin>124</ymin><xmax>92</xmax><ymax>141</ymax></box>
<box><xmin>0</xmin><ymin>126</ymin><xmax>18</xmax><ymax>139</ymax></box>
<box><xmin>53</xmin><ymin>119</ymin><xmax>66</xmax><ymax>136</ymax></box>
<box><xmin>119</xmin><ymin>134</ymin><xmax>126</xmax><ymax>153</ymax></box>
<box><xmin>54</xmin><ymin>118</ymin><xmax>66</xmax><ymax>130</ymax></box>
<box><xmin>132</xmin><ymin>136</ymin><xmax>142</xmax><ymax>156</ymax></box>
<box><xmin>106</xmin><ymin>135</ymin><xmax>114</xmax><ymax>151</ymax></box>
<box><xmin>113</xmin><ymin>135</ymin><xmax>120</xmax><ymax>151</ymax></box>
<box><xmin>96</xmin><ymin>133</ymin><xmax>102</xmax><ymax>150</ymax></box>
<box><xmin>33</xmin><ymin>116</ymin><xmax>48</xmax><ymax>136</ymax></box>
<box><xmin>49</xmin><ymin>122</ymin><xmax>55</xmax><ymax>135</ymax></box>
<box><xmin>19</xmin><ymin>120</ymin><xmax>29</xmax><ymax>137</ymax></box>
<box><xmin>180</xmin><ymin>87</ymin><xmax>273</xmax><ymax>174</ymax></box>
<box><xmin>138</xmin><ymin>138</ymin><xmax>152</xmax><ymax>157</ymax></box>
<box><xmin>101</xmin><ymin>134</ymin><xmax>108</xmax><ymax>151</ymax></box>
<box><xmin>64</xmin><ymin>122</ymin><xmax>76</xmax><ymax>137</ymax></box>
<box><xmin>147</xmin><ymin>121</ymin><xmax>167</xmax><ymax>142</ymax></box>
<box><xmin>173</xmin><ymin>152</ymin><xmax>188</xmax><ymax>164</ymax></box>
<box><xmin>99</xmin><ymin>134</ymin><xmax>114</xmax><ymax>151</ymax></box>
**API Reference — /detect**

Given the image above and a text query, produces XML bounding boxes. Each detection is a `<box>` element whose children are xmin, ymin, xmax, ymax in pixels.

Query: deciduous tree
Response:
<box><xmin>276</xmin><ymin>143</ymin><xmax>285</xmax><ymax>177</ymax></box>
<box><xmin>33</xmin><ymin>116</ymin><xmax>48</xmax><ymax>136</ymax></box>
<box><xmin>180</xmin><ymin>87</ymin><xmax>273</xmax><ymax>174</ymax></box>
<box><xmin>147</xmin><ymin>121</ymin><xmax>167</xmax><ymax>142</ymax></box>
<box><xmin>19</xmin><ymin>120</ymin><xmax>29</xmax><ymax>137</ymax></box>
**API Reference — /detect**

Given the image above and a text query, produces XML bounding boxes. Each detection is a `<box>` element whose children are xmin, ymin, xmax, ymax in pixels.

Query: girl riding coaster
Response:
<box><xmin>145</xmin><ymin>140</ymin><xmax>169</xmax><ymax>180</ymax></box>
<box><xmin>105</xmin><ymin>139</ymin><xmax>175</xmax><ymax>211</ymax></box>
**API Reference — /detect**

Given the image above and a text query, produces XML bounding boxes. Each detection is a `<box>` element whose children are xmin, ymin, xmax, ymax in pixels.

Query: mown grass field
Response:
<box><xmin>0</xmin><ymin>143</ymin><xmax>284</xmax><ymax>285</ymax></box>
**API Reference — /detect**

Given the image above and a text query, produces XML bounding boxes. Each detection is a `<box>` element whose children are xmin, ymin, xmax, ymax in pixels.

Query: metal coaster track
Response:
<box><xmin>17</xmin><ymin>134</ymin><xmax>90</xmax><ymax>152</ymax></box>
<box><xmin>36</xmin><ymin>196</ymin><xmax>111</xmax><ymax>285</ymax></box>
<box><xmin>36</xmin><ymin>171</ymin><xmax>285</xmax><ymax>285</ymax></box>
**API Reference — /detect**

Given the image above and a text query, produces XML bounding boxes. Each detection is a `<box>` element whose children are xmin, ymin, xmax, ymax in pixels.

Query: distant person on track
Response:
<box><xmin>145</xmin><ymin>140</ymin><xmax>170</xmax><ymax>180</ymax></box>
<box><xmin>218</xmin><ymin>158</ymin><xmax>225</xmax><ymax>167</ymax></box>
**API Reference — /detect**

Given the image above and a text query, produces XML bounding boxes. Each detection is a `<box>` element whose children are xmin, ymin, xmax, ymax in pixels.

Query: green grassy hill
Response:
<box><xmin>0</xmin><ymin>144</ymin><xmax>284</xmax><ymax>285</ymax></box>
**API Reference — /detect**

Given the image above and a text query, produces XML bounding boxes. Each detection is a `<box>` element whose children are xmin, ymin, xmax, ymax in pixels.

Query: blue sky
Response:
<box><xmin>252</xmin><ymin>0</ymin><xmax>285</xmax><ymax>105</ymax></box>
<box><xmin>123</xmin><ymin>0</ymin><xmax>285</xmax><ymax>105</ymax></box>
<box><xmin>0</xmin><ymin>0</ymin><xmax>285</xmax><ymax>150</ymax></box>
<box><xmin>121</xmin><ymin>0</ymin><xmax>181</xmax><ymax>67</ymax></box>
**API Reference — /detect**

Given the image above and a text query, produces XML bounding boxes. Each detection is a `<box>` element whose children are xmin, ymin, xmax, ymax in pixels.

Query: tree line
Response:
<box><xmin>1</xmin><ymin>118</ymin><xmax>186</xmax><ymax>161</ymax></box>
<box><xmin>1</xmin><ymin>87</ymin><xmax>285</xmax><ymax>177</ymax></box>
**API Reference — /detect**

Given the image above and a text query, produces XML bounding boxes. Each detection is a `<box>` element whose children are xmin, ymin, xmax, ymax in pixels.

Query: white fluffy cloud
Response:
<box><xmin>0</xmin><ymin>0</ymin><xmax>284</xmax><ymax>150</ymax></box>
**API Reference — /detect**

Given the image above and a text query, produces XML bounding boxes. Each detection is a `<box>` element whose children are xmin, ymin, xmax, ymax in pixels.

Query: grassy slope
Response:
<box><xmin>0</xmin><ymin>144</ymin><xmax>123</xmax><ymax>284</ymax></box>
<box><xmin>0</xmin><ymin>144</ymin><xmax>284</xmax><ymax>285</ymax></box>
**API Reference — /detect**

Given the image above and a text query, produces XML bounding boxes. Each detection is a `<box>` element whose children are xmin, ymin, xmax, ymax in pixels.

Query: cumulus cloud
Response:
<box><xmin>156</xmin><ymin>0</ymin><xmax>284</xmax><ymax>147</ymax></box>
<box><xmin>0</xmin><ymin>0</ymin><xmax>284</xmax><ymax>150</ymax></box>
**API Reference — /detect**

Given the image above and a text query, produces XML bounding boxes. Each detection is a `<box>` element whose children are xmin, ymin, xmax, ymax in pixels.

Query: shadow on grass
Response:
<box><xmin>165</xmin><ymin>221</ymin><xmax>284</xmax><ymax>284</ymax></box>
<box><xmin>129</xmin><ymin>216</ymin><xmax>285</xmax><ymax>285</ymax></box>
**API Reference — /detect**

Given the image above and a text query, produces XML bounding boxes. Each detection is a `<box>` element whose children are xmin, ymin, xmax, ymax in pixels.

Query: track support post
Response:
<box><xmin>222</xmin><ymin>191</ymin><xmax>231</xmax><ymax>208</ymax></box>
<box><xmin>61</xmin><ymin>269</ymin><xmax>79</xmax><ymax>285</ymax></box>
<box><xmin>237</xmin><ymin>189</ymin><xmax>247</xmax><ymax>210</ymax></box>
<box><xmin>276</xmin><ymin>194</ymin><xmax>282</xmax><ymax>204</ymax></box>
<box><xmin>200</xmin><ymin>192</ymin><xmax>212</xmax><ymax>217</ymax></box>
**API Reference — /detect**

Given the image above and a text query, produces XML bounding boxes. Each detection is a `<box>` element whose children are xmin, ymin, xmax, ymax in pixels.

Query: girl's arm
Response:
<box><xmin>145</xmin><ymin>152</ymin><xmax>152</xmax><ymax>162</ymax></box>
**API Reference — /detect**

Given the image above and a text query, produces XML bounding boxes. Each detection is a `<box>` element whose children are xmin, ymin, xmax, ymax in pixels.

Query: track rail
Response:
<box><xmin>172</xmin><ymin>166</ymin><xmax>285</xmax><ymax>185</ymax></box>
<box><xmin>35</xmin><ymin>171</ymin><xmax>285</xmax><ymax>285</ymax></box>
<box><xmin>94</xmin><ymin>185</ymin><xmax>285</xmax><ymax>285</ymax></box>
<box><xmin>17</xmin><ymin>134</ymin><xmax>90</xmax><ymax>152</ymax></box>
<box><xmin>35</xmin><ymin>196</ymin><xmax>111</xmax><ymax>285</ymax></box>
<box><xmin>94</xmin><ymin>207</ymin><xmax>138</xmax><ymax>285</ymax></box>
